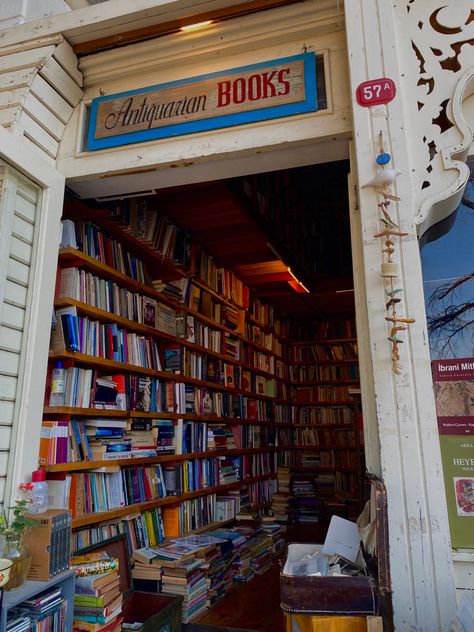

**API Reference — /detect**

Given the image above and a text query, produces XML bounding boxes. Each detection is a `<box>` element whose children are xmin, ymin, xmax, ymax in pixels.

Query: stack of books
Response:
<box><xmin>157</xmin><ymin>303</ymin><xmax>177</xmax><ymax>336</ymax></box>
<box><xmin>130</xmin><ymin>547</ymin><xmax>162</xmax><ymax>591</ymax></box>
<box><xmin>133</xmin><ymin>543</ymin><xmax>207</xmax><ymax>623</ymax></box>
<box><xmin>231</xmin><ymin>535</ymin><xmax>254</xmax><ymax>583</ymax></box>
<box><xmin>71</xmin><ymin>551</ymin><xmax>123</xmax><ymax>632</ymax></box>
<box><xmin>5</xmin><ymin>613</ymin><xmax>30</xmax><ymax>632</ymax></box>
<box><xmin>271</xmin><ymin>469</ymin><xmax>293</xmax><ymax>524</ymax></box>
<box><xmin>153</xmin><ymin>420</ymin><xmax>176</xmax><ymax>454</ymax></box>
<box><xmin>152</xmin><ymin>279</ymin><xmax>189</xmax><ymax>302</ymax></box>
<box><xmin>160</xmin><ymin>556</ymin><xmax>207</xmax><ymax>623</ymax></box>
<box><xmin>207</xmin><ymin>425</ymin><xmax>237</xmax><ymax>451</ymax></box>
<box><xmin>7</xmin><ymin>586</ymin><xmax>67</xmax><ymax>631</ymax></box>
<box><xmin>86</xmin><ymin>419</ymin><xmax>132</xmax><ymax>461</ymax></box>
<box><xmin>261</xmin><ymin>516</ymin><xmax>286</xmax><ymax>556</ymax></box>
<box><xmin>126</xmin><ymin>420</ymin><xmax>157</xmax><ymax>458</ymax></box>
<box><xmin>292</xmin><ymin>476</ymin><xmax>324</xmax><ymax>524</ymax></box>
<box><xmin>248</xmin><ymin>532</ymin><xmax>273</xmax><ymax>576</ymax></box>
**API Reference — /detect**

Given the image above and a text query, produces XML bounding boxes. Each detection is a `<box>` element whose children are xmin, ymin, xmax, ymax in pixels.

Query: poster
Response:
<box><xmin>422</xmin><ymin>157</ymin><xmax>474</xmax><ymax>548</ymax></box>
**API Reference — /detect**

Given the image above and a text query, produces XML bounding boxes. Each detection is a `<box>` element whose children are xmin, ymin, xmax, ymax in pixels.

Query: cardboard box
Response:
<box><xmin>280</xmin><ymin>475</ymin><xmax>391</xmax><ymax>619</ymax></box>
<box><xmin>24</xmin><ymin>509</ymin><xmax>71</xmax><ymax>581</ymax></box>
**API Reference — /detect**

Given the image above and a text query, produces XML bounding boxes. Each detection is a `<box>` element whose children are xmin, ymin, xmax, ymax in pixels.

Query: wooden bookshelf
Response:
<box><xmin>49</xmin><ymin>349</ymin><xmax>282</xmax><ymax>401</ymax></box>
<box><xmin>285</xmin><ymin>335</ymin><xmax>363</xmax><ymax>505</ymax></box>
<box><xmin>55</xmin><ymin>296</ymin><xmax>280</xmax><ymax>380</ymax></box>
<box><xmin>45</xmin><ymin>202</ymin><xmax>364</xmax><ymax>548</ymax></box>
<box><xmin>71</xmin><ymin>473</ymin><xmax>276</xmax><ymax>529</ymax></box>
<box><xmin>43</xmin><ymin>207</ymin><xmax>287</xmax><ymax>545</ymax></box>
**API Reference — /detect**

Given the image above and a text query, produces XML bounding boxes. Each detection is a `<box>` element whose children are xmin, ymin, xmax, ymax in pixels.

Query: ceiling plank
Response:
<box><xmin>73</xmin><ymin>0</ymin><xmax>302</xmax><ymax>55</ymax></box>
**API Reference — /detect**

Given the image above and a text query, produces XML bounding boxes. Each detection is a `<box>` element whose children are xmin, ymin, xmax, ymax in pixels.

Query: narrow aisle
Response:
<box><xmin>195</xmin><ymin>524</ymin><xmax>328</xmax><ymax>632</ymax></box>
<box><xmin>196</xmin><ymin>559</ymin><xmax>284</xmax><ymax>632</ymax></box>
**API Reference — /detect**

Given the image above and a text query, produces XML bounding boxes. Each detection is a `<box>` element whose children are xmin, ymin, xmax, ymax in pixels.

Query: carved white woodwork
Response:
<box><xmin>395</xmin><ymin>1</ymin><xmax>474</xmax><ymax>236</ymax></box>
<box><xmin>0</xmin><ymin>36</ymin><xmax>83</xmax><ymax>163</ymax></box>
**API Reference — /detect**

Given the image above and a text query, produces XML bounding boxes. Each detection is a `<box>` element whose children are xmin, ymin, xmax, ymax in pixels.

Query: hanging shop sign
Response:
<box><xmin>86</xmin><ymin>53</ymin><xmax>317</xmax><ymax>151</ymax></box>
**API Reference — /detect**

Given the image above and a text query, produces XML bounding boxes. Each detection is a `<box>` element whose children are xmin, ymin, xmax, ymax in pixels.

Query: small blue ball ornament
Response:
<box><xmin>376</xmin><ymin>152</ymin><xmax>391</xmax><ymax>165</ymax></box>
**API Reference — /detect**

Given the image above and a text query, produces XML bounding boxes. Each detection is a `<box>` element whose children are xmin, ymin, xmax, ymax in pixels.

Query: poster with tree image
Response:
<box><xmin>422</xmin><ymin>157</ymin><xmax>474</xmax><ymax>547</ymax></box>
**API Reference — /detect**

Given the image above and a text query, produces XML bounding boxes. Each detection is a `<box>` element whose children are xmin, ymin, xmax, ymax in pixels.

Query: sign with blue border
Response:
<box><xmin>86</xmin><ymin>53</ymin><xmax>317</xmax><ymax>151</ymax></box>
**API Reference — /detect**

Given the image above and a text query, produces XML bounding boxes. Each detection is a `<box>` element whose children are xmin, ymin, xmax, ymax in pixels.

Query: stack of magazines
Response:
<box><xmin>7</xmin><ymin>586</ymin><xmax>67</xmax><ymax>631</ymax></box>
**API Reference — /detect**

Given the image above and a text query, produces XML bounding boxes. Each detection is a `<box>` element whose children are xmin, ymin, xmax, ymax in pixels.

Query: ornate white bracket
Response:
<box><xmin>417</xmin><ymin>66</ymin><xmax>474</xmax><ymax>236</ymax></box>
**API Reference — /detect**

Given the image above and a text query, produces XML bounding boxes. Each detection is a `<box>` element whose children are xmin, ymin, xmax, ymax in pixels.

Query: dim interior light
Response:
<box><xmin>180</xmin><ymin>21</ymin><xmax>213</xmax><ymax>32</ymax></box>
<box><xmin>288</xmin><ymin>268</ymin><xmax>310</xmax><ymax>293</ymax></box>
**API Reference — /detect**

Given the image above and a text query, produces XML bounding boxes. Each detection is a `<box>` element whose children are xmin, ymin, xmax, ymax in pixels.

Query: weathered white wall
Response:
<box><xmin>0</xmin><ymin>0</ymin><xmax>70</xmax><ymax>30</ymax></box>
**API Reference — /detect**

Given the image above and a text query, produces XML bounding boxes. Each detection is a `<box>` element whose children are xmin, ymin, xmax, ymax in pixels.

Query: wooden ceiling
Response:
<box><xmin>151</xmin><ymin>161</ymin><xmax>354</xmax><ymax>321</ymax></box>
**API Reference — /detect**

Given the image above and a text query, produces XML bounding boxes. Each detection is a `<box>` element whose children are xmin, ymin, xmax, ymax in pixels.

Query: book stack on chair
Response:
<box><xmin>71</xmin><ymin>551</ymin><xmax>123</xmax><ymax>632</ymax></box>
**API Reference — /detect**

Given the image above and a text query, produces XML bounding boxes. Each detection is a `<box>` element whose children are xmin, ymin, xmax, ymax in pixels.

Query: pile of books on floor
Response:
<box><xmin>127</xmin><ymin>515</ymin><xmax>284</xmax><ymax>623</ymax></box>
<box><xmin>131</xmin><ymin>547</ymin><xmax>162</xmax><ymax>592</ymax></box>
<box><xmin>261</xmin><ymin>516</ymin><xmax>286</xmax><ymax>556</ymax></box>
<box><xmin>6</xmin><ymin>586</ymin><xmax>67</xmax><ymax>632</ymax></box>
<box><xmin>201</xmin><ymin>533</ymin><xmax>236</xmax><ymax>606</ymax></box>
<box><xmin>292</xmin><ymin>476</ymin><xmax>325</xmax><ymax>525</ymax></box>
<box><xmin>161</xmin><ymin>556</ymin><xmax>207</xmax><ymax>623</ymax></box>
<box><xmin>271</xmin><ymin>466</ymin><xmax>294</xmax><ymax>523</ymax></box>
<box><xmin>71</xmin><ymin>551</ymin><xmax>123</xmax><ymax>632</ymax></box>
<box><xmin>132</xmin><ymin>540</ymin><xmax>207</xmax><ymax>623</ymax></box>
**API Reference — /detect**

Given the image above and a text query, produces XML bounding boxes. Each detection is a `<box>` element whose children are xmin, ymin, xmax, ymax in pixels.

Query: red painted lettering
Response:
<box><xmin>217</xmin><ymin>80</ymin><xmax>231</xmax><ymax>107</ymax></box>
<box><xmin>248</xmin><ymin>74</ymin><xmax>262</xmax><ymax>101</ymax></box>
<box><xmin>277</xmin><ymin>68</ymin><xmax>290</xmax><ymax>95</ymax></box>
<box><xmin>233</xmin><ymin>78</ymin><xmax>246</xmax><ymax>104</ymax></box>
<box><xmin>262</xmin><ymin>71</ymin><xmax>278</xmax><ymax>98</ymax></box>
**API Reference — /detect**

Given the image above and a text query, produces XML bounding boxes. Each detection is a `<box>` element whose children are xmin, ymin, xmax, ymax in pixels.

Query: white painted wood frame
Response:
<box><xmin>0</xmin><ymin>125</ymin><xmax>64</xmax><ymax>509</ymax></box>
<box><xmin>344</xmin><ymin>0</ymin><xmax>457</xmax><ymax>629</ymax></box>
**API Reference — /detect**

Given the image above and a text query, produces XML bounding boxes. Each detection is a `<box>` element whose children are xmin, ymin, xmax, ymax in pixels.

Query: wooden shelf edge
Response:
<box><xmin>43</xmin><ymin>447</ymin><xmax>279</xmax><ymax>472</ymax></box>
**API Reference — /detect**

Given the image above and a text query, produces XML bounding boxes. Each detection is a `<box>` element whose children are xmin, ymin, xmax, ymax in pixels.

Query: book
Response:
<box><xmin>74</xmin><ymin>585</ymin><xmax>121</xmax><ymax>608</ymax></box>
<box><xmin>75</xmin><ymin>572</ymin><xmax>120</xmax><ymax>596</ymax></box>
<box><xmin>73</xmin><ymin>615</ymin><xmax>124</xmax><ymax>632</ymax></box>
<box><xmin>142</xmin><ymin>296</ymin><xmax>157</xmax><ymax>328</ymax></box>
<box><xmin>71</xmin><ymin>552</ymin><xmax>119</xmax><ymax>577</ymax></box>
<box><xmin>74</xmin><ymin>595</ymin><xmax>122</xmax><ymax>621</ymax></box>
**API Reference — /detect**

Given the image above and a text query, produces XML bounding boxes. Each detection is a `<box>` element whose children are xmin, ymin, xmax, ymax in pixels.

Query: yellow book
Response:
<box><xmin>144</xmin><ymin>511</ymin><xmax>157</xmax><ymax>547</ymax></box>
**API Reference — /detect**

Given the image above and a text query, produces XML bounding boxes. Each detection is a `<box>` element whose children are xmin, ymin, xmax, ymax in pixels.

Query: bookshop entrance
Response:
<box><xmin>50</xmin><ymin>151</ymin><xmax>369</xmax><ymax>630</ymax></box>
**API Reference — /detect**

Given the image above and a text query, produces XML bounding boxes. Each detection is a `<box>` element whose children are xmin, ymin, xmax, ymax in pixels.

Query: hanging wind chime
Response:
<box><xmin>362</xmin><ymin>133</ymin><xmax>415</xmax><ymax>374</ymax></box>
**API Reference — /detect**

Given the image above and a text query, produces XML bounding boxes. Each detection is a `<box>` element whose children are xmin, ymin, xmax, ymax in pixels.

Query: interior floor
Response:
<box><xmin>194</xmin><ymin>523</ymin><xmax>329</xmax><ymax>632</ymax></box>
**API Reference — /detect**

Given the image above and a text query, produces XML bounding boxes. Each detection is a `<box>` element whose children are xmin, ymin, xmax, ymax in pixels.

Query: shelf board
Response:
<box><xmin>290</xmin><ymin>338</ymin><xmax>358</xmax><ymax>345</ymax></box>
<box><xmin>192</xmin><ymin>277</ymin><xmax>245</xmax><ymax>311</ymax></box>
<box><xmin>56</xmin><ymin>298</ymin><xmax>277</xmax><ymax>381</ymax></box>
<box><xmin>291</xmin><ymin>380</ymin><xmax>359</xmax><ymax>386</ymax></box>
<box><xmin>278</xmin><ymin>445</ymin><xmax>357</xmax><ymax>451</ymax></box>
<box><xmin>65</xmin><ymin>200</ymin><xmax>192</xmax><ymax>282</ymax></box>
<box><xmin>71</xmin><ymin>473</ymin><xmax>275</xmax><ymax>528</ymax></box>
<box><xmin>291</xmin><ymin>467</ymin><xmax>357</xmax><ymax>473</ymax></box>
<box><xmin>58</xmin><ymin>249</ymin><xmax>285</xmax><ymax>369</ymax></box>
<box><xmin>289</xmin><ymin>359</ymin><xmax>358</xmax><ymax>366</ymax></box>
<box><xmin>290</xmin><ymin>423</ymin><xmax>355</xmax><ymax>429</ymax></box>
<box><xmin>43</xmin><ymin>447</ymin><xmax>278</xmax><ymax>472</ymax></box>
<box><xmin>43</xmin><ymin>407</ymin><xmax>276</xmax><ymax>426</ymax></box>
<box><xmin>295</xmin><ymin>400</ymin><xmax>355</xmax><ymax>406</ymax></box>
<box><xmin>48</xmin><ymin>350</ymin><xmax>282</xmax><ymax>402</ymax></box>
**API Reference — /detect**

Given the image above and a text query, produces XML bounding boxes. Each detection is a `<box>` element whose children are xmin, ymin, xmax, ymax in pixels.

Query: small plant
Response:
<box><xmin>0</xmin><ymin>483</ymin><xmax>39</xmax><ymax>543</ymax></box>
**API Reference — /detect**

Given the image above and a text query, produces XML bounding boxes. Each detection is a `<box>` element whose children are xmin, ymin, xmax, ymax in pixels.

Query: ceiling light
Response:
<box><xmin>180</xmin><ymin>21</ymin><xmax>213</xmax><ymax>32</ymax></box>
